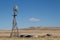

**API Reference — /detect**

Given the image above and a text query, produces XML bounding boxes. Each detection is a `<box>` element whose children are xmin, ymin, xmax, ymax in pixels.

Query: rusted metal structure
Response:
<box><xmin>10</xmin><ymin>5</ymin><xmax>19</xmax><ymax>37</ymax></box>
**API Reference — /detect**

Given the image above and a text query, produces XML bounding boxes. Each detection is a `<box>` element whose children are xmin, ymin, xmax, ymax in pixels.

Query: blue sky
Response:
<box><xmin>0</xmin><ymin>0</ymin><xmax>60</xmax><ymax>29</ymax></box>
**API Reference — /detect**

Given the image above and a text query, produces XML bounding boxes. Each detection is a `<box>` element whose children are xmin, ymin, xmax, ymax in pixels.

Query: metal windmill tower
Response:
<box><xmin>10</xmin><ymin>5</ymin><xmax>19</xmax><ymax>37</ymax></box>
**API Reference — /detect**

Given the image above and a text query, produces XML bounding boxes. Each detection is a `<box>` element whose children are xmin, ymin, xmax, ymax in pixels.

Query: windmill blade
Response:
<box><xmin>13</xmin><ymin>5</ymin><xmax>18</xmax><ymax>12</ymax></box>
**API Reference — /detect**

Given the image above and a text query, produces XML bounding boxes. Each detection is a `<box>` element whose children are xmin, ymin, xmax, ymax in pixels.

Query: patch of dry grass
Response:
<box><xmin>0</xmin><ymin>37</ymin><xmax>60</xmax><ymax>40</ymax></box>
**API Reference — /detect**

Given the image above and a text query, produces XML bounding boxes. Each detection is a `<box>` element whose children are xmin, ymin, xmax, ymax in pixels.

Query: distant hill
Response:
<box><xmin>20</xmin><ymin>26</ymin><xmax>60</xmax><ymax>30</ymax></box>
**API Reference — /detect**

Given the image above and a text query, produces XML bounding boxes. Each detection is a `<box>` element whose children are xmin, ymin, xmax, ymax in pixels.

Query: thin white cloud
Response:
<box><xmin>29</xmin><ymin>18</ymin><xmax>40</xmax><ymax>22</ymax></box>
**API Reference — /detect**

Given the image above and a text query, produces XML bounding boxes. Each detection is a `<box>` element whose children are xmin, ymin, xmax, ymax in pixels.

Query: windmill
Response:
<box><xmin>10</xmin><ymin>5</ymin><xmax>19</xmax><ymax>37</ymax></box>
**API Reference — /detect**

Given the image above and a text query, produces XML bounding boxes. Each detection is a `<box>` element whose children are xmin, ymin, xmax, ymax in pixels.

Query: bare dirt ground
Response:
<box><xmin>0</xmin><ymin>27</ymin><xmax>60</xmax><ymax>40</ymax></box>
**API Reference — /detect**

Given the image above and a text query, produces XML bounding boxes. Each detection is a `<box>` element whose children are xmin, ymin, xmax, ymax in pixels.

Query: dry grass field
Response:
<box><xmin>0</xmin><ymin>27</ymin><xmax>60</xmax><ymax>40</ymax></box>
